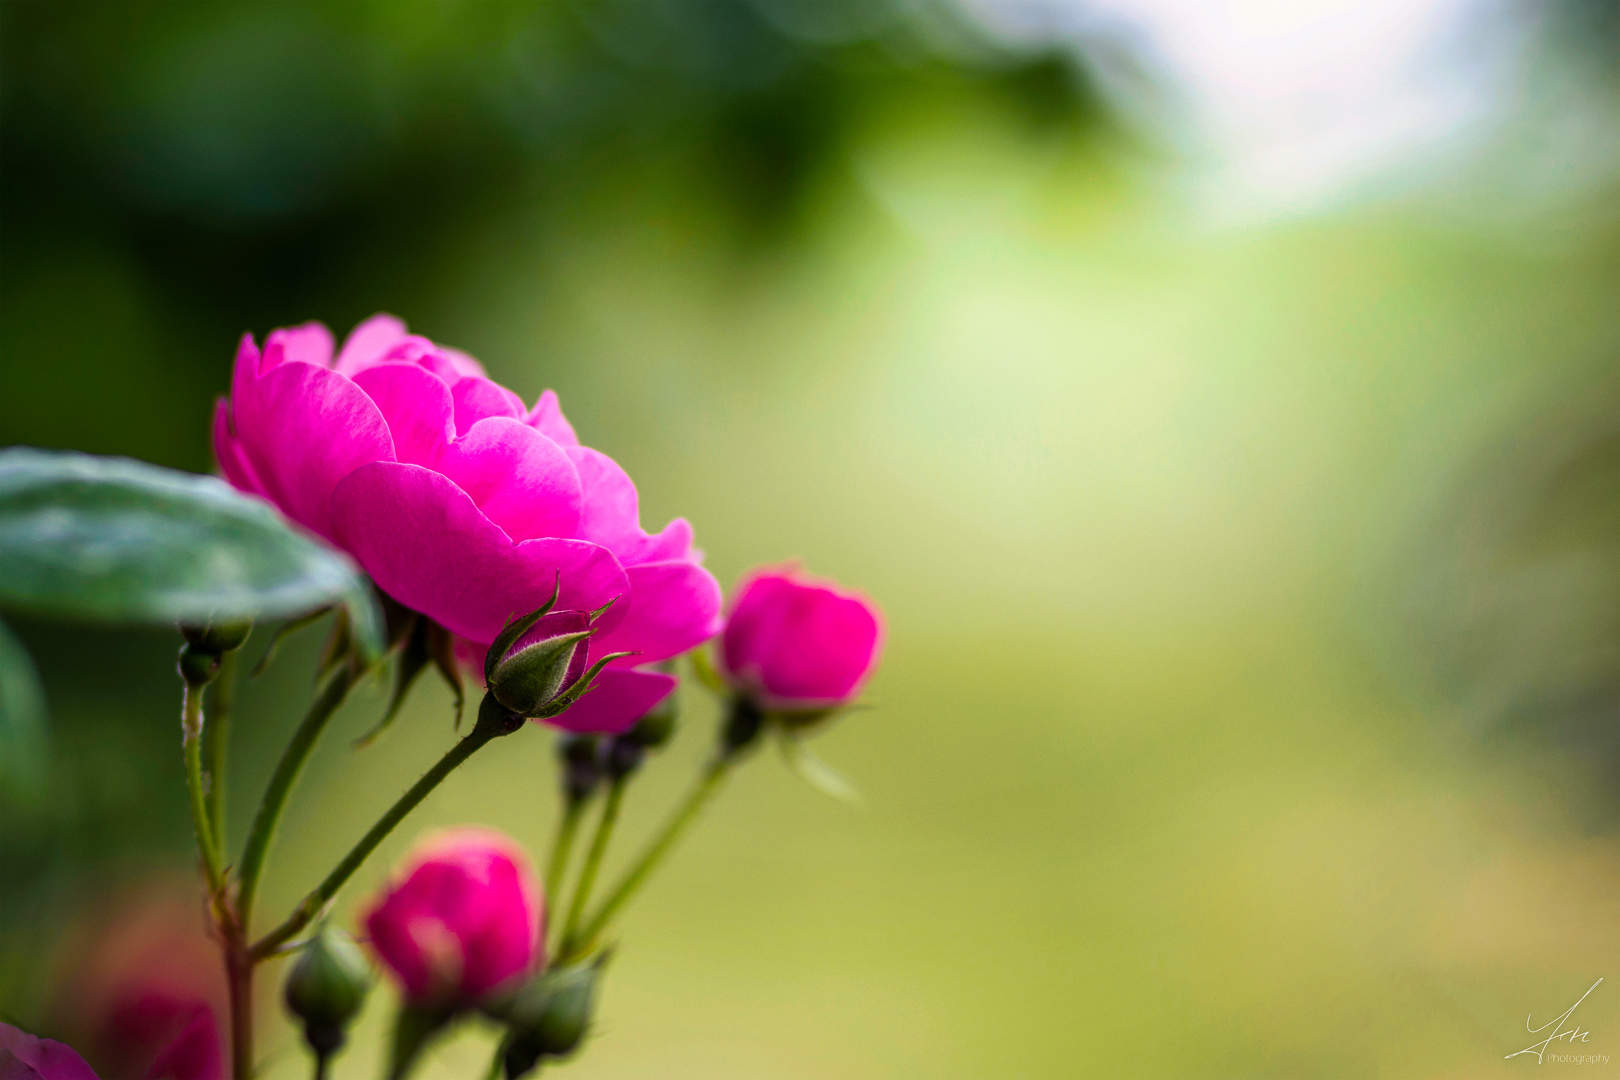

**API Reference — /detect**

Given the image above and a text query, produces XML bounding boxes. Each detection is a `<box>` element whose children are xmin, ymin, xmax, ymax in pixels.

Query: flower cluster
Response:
<box><xmin>3</xmin><ymin>315</ymin><xmax>885</xmax><ymax>1080</ymax></box>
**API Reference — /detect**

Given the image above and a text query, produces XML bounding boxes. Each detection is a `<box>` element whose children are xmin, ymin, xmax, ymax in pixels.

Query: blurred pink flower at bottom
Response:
<box><xmin>0</xmin><ymin>1022</ymin><xmax>98</xmax><ymax>1080</ymax></box>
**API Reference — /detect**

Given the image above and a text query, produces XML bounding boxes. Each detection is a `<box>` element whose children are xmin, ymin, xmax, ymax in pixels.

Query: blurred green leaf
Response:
<box><xmin>0</xmin><ymin>448</ymin><xmax>383</xmax><ymax>658</ymax></box>
<box><xmin>0</xmin><ymin>615</ymin><xmax>47</xmax><ymax>804</ymax></box>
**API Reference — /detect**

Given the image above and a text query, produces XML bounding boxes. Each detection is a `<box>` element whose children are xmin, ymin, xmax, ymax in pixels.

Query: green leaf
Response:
<box><xmin>0</xmin><ymin>448</ymin><xmax>383</xmax><ymax>659</ymax></box>
<box><xmin>774</xmin><ymin>726</ymin><xmax>862</xmax><ymax>805</ymax></box>
<box><xmin>0</xmin><ymin>615</ymin><xmax>48</xmax><ymax>804</ymax></box>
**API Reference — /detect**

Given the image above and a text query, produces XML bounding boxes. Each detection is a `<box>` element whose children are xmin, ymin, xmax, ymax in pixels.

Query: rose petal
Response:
<box><xmin>211</xmin><ymin>398</ymin><xmax>264</xmax><ymax>497</ymax></box>
<box><xmin>451</xmin><ymin>378</ymin><xmax>525</xmax><ymax>436</ymax></box>
<box><xmin>593</xmin><ymin>559</ymin><xmax>722</xmax><ymax>665</ymax></box>
<box><xmin>233</xmin><ymin>364</ymin><xmax>395</xmax><ymax>540</ymax></box>
<box><xmin>433</xmin><ymin>418</ymin><xmax>581</xmax><ymax>542</ymax></box>
<box><xmin>335</xmin><ymin>313</ymin><xmax>409</xmax><ymax>376</ymax></box>
<box><xmin>352</xmin><ymin>363</ymin><xmax>455</xmax><ymax>468</ymax></box>
<box><xmin>545</xmin><ymin>667</ymin><xmax>676</xmax><ymax>735</ymax></box>
<box><xmin>329</xmin><ymin>462</ymin><xmax>627</xmax><ymax>643</ymax></box>
<box><xmin>442</xmin><ymin>347</ymin><xmax>488</xmax><ymax>380</ymax></box>
<box><xmin>525</xmin><ymin>389</ymin><xmax>579</xmax><ymax>447</ymax></box>
<box><xmin>261</xmin><ymin>322</ymin><xmax>334</xmax><ymax>372</ymax></box>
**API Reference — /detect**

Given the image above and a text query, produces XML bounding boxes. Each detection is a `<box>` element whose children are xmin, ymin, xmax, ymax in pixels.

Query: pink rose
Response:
<box><xmin>719</xmin><ymin>565</ymin><xmax>885</xmax><ymax>711</ymax></box>
<box><xmin>212</xmin><ymin>315</ymin><xmax>720</xmax><ymax>733</ymax></box>
<box><xmin>363</xmin><ymin>828</ymin><xmax>541</xmax><ymax>1006</ymax></box>
<box><xmin>0</xmin><ymin>1024</ymin><xmax>98</xmax><ymax>1080</ymax></box>
<box><xmin>44</xmin><ymin>883</ymin><xmax>227</xmax><ymax>1080</ymax></box>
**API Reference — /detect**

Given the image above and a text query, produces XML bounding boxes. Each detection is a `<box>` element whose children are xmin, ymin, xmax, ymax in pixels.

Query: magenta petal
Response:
<box><xmin>0</xmin><ymin>1023</ymin><xmax>99</xmax><ymax>1080</ymax></box>
<box><xmin>211</xmin><ymin>399</ymin><xmax>264</xmax><ymax>496</ymax></box>
<box><xmin>545</xmin><ymin>667</ymin><xmax>676</xmax><ymax>735</ymax></box>
<box><xmin>451</xmin><ymin>378</ymin><xmax>525</xmax><ymax>436</ymax></box>
<box><xmin>329</xmin><ymin>463</ymin><xmax>627</xmax><ymax>643</ymax></box>
<box><xmin>442</xmin><ymin>347</ymin><xmax>488</xmax><ymax>380</ymax></box>
<box><xmin>141</xmin><ymin>1007</ymin><xmax>221</xmax><ymax>1080</ymax></box>
<box><xmin>261</xmin><ymin>322</ymin><xmax>334</xmax><ymax>372</ymax></box>
<box><xmin>593</xmin><ymin>559</ymin><xmax>722</xmax><ymax>665</ymax></box>
<box><xmin>434</xmin><ymin>418</ymin><xmax>581</xmax><ymax>542</ymax></box>
<box><xmin>230</xmin><ymin>333</ymin><xmax>259</xmax><ymax>407</ymax></box>
<box><xmin>722</xmin><ymin>570</ymin><xmax>883</xmax><ymax>706</ymax></box>
<box><xmin>621</xmin><ymin>518</ymin><xmax>695</xmax><ymax>567</ymax></box>
<box><xmin>233</xmin><ymin>364</ymin><xmax>395</xmax><ymax>540</ymax></box>
<box><xmin>525</xmin><ymin>389</ymin><xmax>579</xmax><ymax>447</ymax></box>
<box><xmin>567</xmin><ymin>446</ymin><xmax>639</xmax><ymax>550</ymax></box>
<box><xmin>335</xmin><ymin>313</ymin><xmax>409</xmax><ymax>375</ymax></box>
<box><xmin>352</xmin><ymin>363</ymin><xmax>455</xmax><ymax>468</ymax></box>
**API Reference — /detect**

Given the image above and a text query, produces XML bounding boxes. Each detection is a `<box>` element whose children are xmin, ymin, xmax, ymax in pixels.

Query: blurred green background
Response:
<box><xmin>5</xmin><ymin>1</ymin><xmax>1620</xmax><ymax>1076</ymax></box>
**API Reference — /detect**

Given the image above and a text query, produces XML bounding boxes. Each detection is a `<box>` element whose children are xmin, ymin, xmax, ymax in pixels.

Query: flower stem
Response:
<box><xmin>251</xmin><ymin>723</ymin><xmax>501</xmax><ymax>960</ymax></box>
<box><xmin>225</xmin><ymin>926</ymin><xmax>254</xmax><ymax>1080</ymax></box>
<box><xmin>205</xmin><ymin>648</ymin><xmax>238</xmax><ymax>848</ymax></box>
<box><xmin>182</xmin><ymin>684</ymin><xmax>225</xmax><ymax>893</ymax></box>
<box><xmin>563</xmin><ymin>756</ymin><xmax>733</xmax><ymax>962</ymax></box>
<box><xmin>237</xmin><ymin>667</ymin><xmax>355</xmax><ymax>929</ymax></box>
<box><xmin>560</xmin><ymin>775</ymin><xmax>626</xmax><ymax>954</ymax></box>
<box><xmin>545</xmin><ymin>799</ymin><xmax>587</xmax><ymax>918</ymax></box>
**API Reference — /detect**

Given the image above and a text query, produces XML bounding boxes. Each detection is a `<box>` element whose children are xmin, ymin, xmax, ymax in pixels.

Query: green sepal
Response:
<box><xmin>426</xmin><ymin>620</ymin><xmax>465</xmax><ymax>729</ymax></box>
<box><xmin>353</xmin><ymin>616</ymin><xmax>432</xmax><ymax>748</ymax></box>
<box><xmin>284</xmin><ymin>922</ymin><xmax>373</xmax><ymax>1030</ymax></box>
<box><xmin>484</xmin><ymin>575</ymin><xmax>561</xmax><ymax>685</ymax></box>
<box><xmin>538</xmin><ymin>651</ymin><xmax>635</xmax><ymax>717</ymax></box>
<box><xmin>315</xmin><ymin>608</ymin><xmax>353</xmax><ymax>684</ymax></box>
<box><xmin>688</xmin><ymin>646</ymin><xmax>726</xmax><ymax>693</ymax></box>
<box><xmin>587</xmin><ymin>595</ymin><xmax>618</xmax><ymax>623</ymax></box>
<box><xmin>491</xmin><ymin>953</ymin><xmax>610</xmax><ymax>1075</ymax></box>
<box><xmin>490</xmin><ymin>630</ymin><xmax>594</xmax><ymax>716</ymax></box>
<box><xmin>250</xmin><ymin>607</ymin><xmax>331</xmax><ymax>678</ymax></box>
<box><xmin>774</xmin><ymin>726</ymin><xmax>861</xmax><ymax>805</ymax></box>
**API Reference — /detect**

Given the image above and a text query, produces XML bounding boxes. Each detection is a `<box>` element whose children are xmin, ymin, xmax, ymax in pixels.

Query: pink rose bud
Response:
<box><xmin>212</xmin><ymin>315</ymin><xmax>723</xmax><ymax>734</ymax></box>
<box><xmin>0</xmin><ymin>1023</ymin><xmax>98</xmax><ymax>1080</ymax></box>
<box><xmin>363</xmin><ymin>828</ymin><xmax>542</xmax><ymax>1006</ymax></box>
<box><xmin>719</xmin><ymin>564</ymin><xmax>885</xmax><ymax>713</ymax></box>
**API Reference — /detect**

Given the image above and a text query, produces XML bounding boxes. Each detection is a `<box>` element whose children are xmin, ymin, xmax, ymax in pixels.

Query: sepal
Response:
<box><xmin>484</xmin><ymin>575</ymin><xmax>561</xmax><ymax>685</ymax></box>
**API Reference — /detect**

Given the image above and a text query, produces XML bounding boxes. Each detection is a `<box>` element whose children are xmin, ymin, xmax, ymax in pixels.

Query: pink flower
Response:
<box><xmin>44</xmin><ymin>882</ymin><xmax>227</xmax><ymax>1080</ymax></box>
<box><xmin>363</xmin><ymin>828</ymin><xmax>541</xmax><ymax>1006</ymax></box>
<box><xmin>719</xmin><ymin>565</ymin><xmax>885</xmax><ymax>711</ymax></box>
<box><xmin>212</xmin><ymin>315</ymin><xmax>721</xmax><ymax>733</ymax></box>
<box><xmin>0</xmin><ymin>1023</ymin><xmax>98</xmax><ymax>1080</ymax></box>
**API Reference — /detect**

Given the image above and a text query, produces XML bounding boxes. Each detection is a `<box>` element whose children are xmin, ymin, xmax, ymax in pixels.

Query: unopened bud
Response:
<box><xmin>604</xmin><ymin>737</ymin><xmax>644</xmax><ymax>779</ymax></box>
<box><xmin>558</xmin><ymin>734</ymin><xmax>602</xmax><ymax>803</ymax></box>
<box><xmin>489</xmin><ymin>626</ymin><xmax>592</xmax><ymax>717</ymax></box>
<box><xmin>179</xmin><ymin>618</ymin><xmax>252</xmax><ymax>656</ymax></box>
<box><xmin>720</xmin><ymin>696</ymin><xmax>765</xmax><ymax>757</ymax></box>
<box><xmin>285</xmin><ymin>924</ymin><xmax>372</xmax><ymax>1032</ymax></box>
<box><xmin>177</xmin><ymin>643</ymin><xmax>220</xmax><ymax>688</ymax></box>
<box><xmin>502</xmin><ymin>959</ymin><xmax>605</xmax><ymax>1077</ymax></box>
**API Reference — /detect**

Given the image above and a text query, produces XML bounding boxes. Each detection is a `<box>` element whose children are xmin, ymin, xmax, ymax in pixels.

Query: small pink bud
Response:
<box><xmin>719</xmin><ymin>564</ymin><xmax>884</xmax><ymax>713</ymax></box>
<box><xmin>363</xmin><ymin>828</ymin><xmax>542</xmax><ymax>1007</ymax></box>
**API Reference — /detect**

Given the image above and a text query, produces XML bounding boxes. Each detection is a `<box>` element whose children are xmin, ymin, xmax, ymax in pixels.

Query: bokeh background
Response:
<box><xmin>5</xmin><ymin>1</ymin><xmax>1620</xmax><ymax>1076</ymax></box>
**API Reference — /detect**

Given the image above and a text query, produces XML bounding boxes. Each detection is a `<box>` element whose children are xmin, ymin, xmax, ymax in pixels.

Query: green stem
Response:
<box><xmin>252</xmin><ymin>725</ymin><xmax>498</xmax><ymax>960</ymax></box>
<box><xmin>561</xmin><ymin>776</ymin><xmax>626</xmax><ymax>954</ymax></box>
<box><xmin>563</xmin><ymin>756</ymin><xmax>733</xmax><ymax>962</ymax></box>
<box><xmin>237</xmin><ymin>667</ymin><xmax>355</xmax><ymax>930</ymax></box>
<box><xmin>544</xmin><ymin>800</ymin><xmax>586</xmax><ymax>917</ymax></box>
<box><xmin>182</xmin><ymin>684</ymin><xmax>225</xmax><ymax>892</ymax></box>
<box><xmin>205</xmin><ymin>648</ymin><xmax>238</xmax><ymax>850</ymax></box>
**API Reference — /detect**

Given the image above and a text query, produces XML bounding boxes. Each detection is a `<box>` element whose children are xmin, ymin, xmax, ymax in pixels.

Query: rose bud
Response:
<box><xmin>0</xmin><ymin>1023</ymin><xmax>98</xmax><ymax>1080</ymax></box>
<box><xmin>177</xmin><ymin>620</ymin><xmax>252</xmax><ymax>657</ymax></box>
<box><xmin>213</xmin><ymin>315</ymin><xmax>721</xmax><ymax>734</ymax></box>
<box><xmin>718</xmin><ymin>564</ymin><xmax>885</xmax><ymax>723</ymax></box>
<box><xmin>283</xmin><ymin>924</ymin><xmax>372</xmax><ymax>1066</ymax></box>
<box><xmin>496</xmin><ymin>958</ymin><xmax>607</xmax><ymax>1079</ymax></box>
<box><xmin>363</xmin><ymin>828</ymin><xmax>542</xmax><ymax>1008</ymax></box>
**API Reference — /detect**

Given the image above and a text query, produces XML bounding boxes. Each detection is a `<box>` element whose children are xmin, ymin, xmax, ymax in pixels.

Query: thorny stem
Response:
<box><xmin>205</xmin><ymin>648</ymin><xmax>238</xmax><ymax>848</ymax></box>
<box><xmin>182</xmin><ymin>684</ymin><xmax>225</xmax><ymax>893</ymax></box>
<box><xmin>252</xmin><ymin>722</ymin><xmax>504</xmax><ymax>960</ymax></box>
